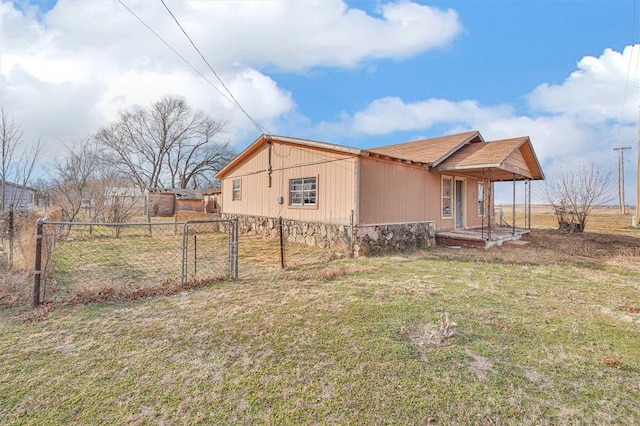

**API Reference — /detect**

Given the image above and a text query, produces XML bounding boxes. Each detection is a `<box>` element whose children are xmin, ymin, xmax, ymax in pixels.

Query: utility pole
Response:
<box><xmin>614</xmin><ymin>146</ymin><xmax>632</xmax><ymax>214</ymax></box>
<box><xmin>637</xmin><ymin>114</ymin><xmax>640</xmax><ymax>223</ymax></box>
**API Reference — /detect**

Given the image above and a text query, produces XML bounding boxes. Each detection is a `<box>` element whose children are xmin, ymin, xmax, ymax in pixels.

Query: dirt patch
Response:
<box><xmin>521</xmin><ymin>366</ymin><xmax>553</xmax><ymax>387</ymax></box>
<box><xmin>465</xmin><ymin>348</ymin><xmax>495</xmax><ymax>381</ymax></box>
<box><xmin>407</xmin><ymin>312</ymin><xmax>458</xmax><ymax>354</ymax></box>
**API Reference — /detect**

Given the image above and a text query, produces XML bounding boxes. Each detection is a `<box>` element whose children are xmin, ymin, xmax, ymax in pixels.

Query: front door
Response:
<box><xmin>455</xmin><ymin>179</ymin><xmax>465</xmax><ymax>229</ymax></box>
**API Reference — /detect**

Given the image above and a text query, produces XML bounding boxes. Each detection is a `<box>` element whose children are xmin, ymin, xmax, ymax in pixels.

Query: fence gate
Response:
<box><xmin>31</xmin><ymin>218</ymin><xmax>239</xmax><ymax>307</ymax></box>
<box><xmin>181</xmin><ymin>219</ymin><xmax>238</xmax><ymax>283</ymax></box>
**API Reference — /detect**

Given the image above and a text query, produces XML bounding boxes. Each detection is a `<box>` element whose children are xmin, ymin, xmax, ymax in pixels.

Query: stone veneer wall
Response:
<box><xmin>355</xmin><ymin>222</ymin><xmax>436</xmax><ymax>255</ymax></box>
<box><xmin>225</xmin><ymin>214</ymin><xmax>436</xmax><ymax>257</ymax></box>
<box><xmin>225</xmin><ymin>214</ymin><xmax>351</xmax><ymax>250</ymax></box>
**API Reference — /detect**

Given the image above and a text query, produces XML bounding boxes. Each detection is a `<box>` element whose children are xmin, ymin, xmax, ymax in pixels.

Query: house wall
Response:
<box><xmin>222</xmin><ymin>141</ymin><xmax>358</xmax><ymax>223</ymax></box>
<box><xmin>176</xmin><ymin>198</ymin><xmax>204</xmax><ymax>213</ymax></box>
<box><xmin>204</xmin><ymin>194</ymin><xmax>221</xmax><ymax>213</ymax></box>
<box><xmin>148</xmin><ymin>193</ymin><xmax>175</xmax><ymax>217</ymax></box>
<box><xmin>358</xmin><ymin>157</ymin><xmax>485</xmax><ymax>230</ymax></box>
<box><xmin>458</xmin><ymin>177</ymin><xmax>486</xmax><ymax>229</ymax></box>
<box><xmin>1</xmin><ymin>182</ymin><xmax>35</xmax><ymax>210</ymax></box>
<box><xmin>359</xmin><ymin>156</ymin><xmax>439</xmax><ymax>225</ymax></box>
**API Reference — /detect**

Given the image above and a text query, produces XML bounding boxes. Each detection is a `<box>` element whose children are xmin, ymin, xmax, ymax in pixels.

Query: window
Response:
<box><xmin>232</xmin><ymin>178</ymin><xmax>241</xmax><ymax>201</ymax></box>
<box><xmin>289</xmin><ymin>177</ymin><xmax>317</xmax><ymax>206</ymax></box>
<box><xmin>442</xmin><ymin>176</ymin><xmax>452</xmax><ymax>218</ymax></box>
<box><xmin>478</xmin><ymin>182</ymin><xmax>485</xmax><ymax>216</ymax></box>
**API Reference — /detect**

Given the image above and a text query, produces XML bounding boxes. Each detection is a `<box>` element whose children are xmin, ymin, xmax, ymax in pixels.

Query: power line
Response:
<box><xmin>117</xmin><ymin>0</ymin><xmax>268</xmax><ymax>135</ymax></box>
<box><xmin>117</xmin><ymin>0</ymin><xmax>236</xmax><ymax>105</ymax></box>
<box><xmin>159</xmin><ymin>0</ymin><xmax>269</xmax><ymax>135</ymax></box>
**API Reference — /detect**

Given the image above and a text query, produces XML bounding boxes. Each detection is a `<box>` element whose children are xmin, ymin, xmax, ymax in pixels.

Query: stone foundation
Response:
<box><xmin>224</xmin><ymin>214</ymin><xmax>351</xmax><ymax>250</ymax></box>
<box><xmin>225</xmin><ymin>215</ymin><xmax>436</xmax><ymax>257</ymax></box>
<box><xmin>355</xmin><ymin>222</ymin><xmax>436</xmax><ymax>255</ymax></box>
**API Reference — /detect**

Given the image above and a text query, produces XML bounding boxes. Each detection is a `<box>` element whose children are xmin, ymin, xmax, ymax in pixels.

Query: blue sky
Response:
<box><xmin>2</xmin><ymin>0</ymin><xmax>639</xmax><ymax>204</ymax></box>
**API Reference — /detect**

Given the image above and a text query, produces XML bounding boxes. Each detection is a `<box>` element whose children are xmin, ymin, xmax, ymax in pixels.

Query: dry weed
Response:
<box><xmin>601</xmin><ymin>354</ymin><xmax>625</xmax><ymax>370</ymax></box>
<box><xmin>0</xmin><ymin>268</ymin><xmax>31</xmax><ymax>308</ymax></box>
<box><xmin>407</xmin><ymin>312</ymin><xmax>458</xmax><ymax>351</ymax></box>
<box><xmin>616</xmin><ymin>302</ymin><xmax>640</xmax><ymax>314</ymax></box>
<box><xmin>287</xmin><ymin>264</ymin><xmax>374</xmax><ymax>282</ymax></box>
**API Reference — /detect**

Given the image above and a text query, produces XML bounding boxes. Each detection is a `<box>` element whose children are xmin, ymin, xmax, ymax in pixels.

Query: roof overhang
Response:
<box><xmin>216</xmin><ymin>134</ymin><xmax>363</xmax><ymax>179</ymax></box>
<box><xmin>432</xmin><ymin>137</ymin><xmax>544</xmax><ymax>182</ymax></box>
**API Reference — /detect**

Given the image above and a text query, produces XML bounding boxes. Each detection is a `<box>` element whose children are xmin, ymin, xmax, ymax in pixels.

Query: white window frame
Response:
<box><xmin>232</xmin><ymin>178</ymin><xmax>241</xmax><ymax>201</ymax></box>
<box><xmin>441</xmin><ymin>176</ymin><xmax>453</xmax><ymax>219</ymax></box>
<box><xmin>289</xmin><ymin>176</ymin><xmax>317</xmax><ymax>207</ymax></box>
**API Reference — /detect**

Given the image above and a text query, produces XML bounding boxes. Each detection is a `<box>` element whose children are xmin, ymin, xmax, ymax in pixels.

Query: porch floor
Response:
<box><xmin>436</xmin><ymin>226</ymin><xmax>530</xmax><ymax>248</ymax></box>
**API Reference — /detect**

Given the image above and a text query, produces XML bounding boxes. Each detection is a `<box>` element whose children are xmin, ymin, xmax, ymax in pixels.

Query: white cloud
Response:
<box><xmin>184</xmin><ymin>0</ymin><xmax>461</xmax><ymax>70</ymax></box>
<box><xmin>528</xmin><ymin>45</ymin><xmax>640</xmax><ymax>123</ymax></box>
<box><xmin>0</xmin><ymin>0</ymin><xmax>460</xmax><ymax>158</ymax></box>
<box><xmin>324</xmin><ymin>45</ymin><xmax>639</xmax><ymax>204</ymax></box>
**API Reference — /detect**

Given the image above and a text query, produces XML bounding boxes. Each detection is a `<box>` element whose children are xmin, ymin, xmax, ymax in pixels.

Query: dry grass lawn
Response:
<box><xmin>0</xmin><ymin>208</ymin><xmax>639</xmax><ymax>424</ymax></box>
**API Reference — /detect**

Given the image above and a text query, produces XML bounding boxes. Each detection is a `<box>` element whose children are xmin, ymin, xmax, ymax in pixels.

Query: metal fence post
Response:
<box><xmin>279</xmin><ymin>216</ymin><xmax>285</xmax><ymax>269</ymax></box>
<box><xmin>8</xmin><ymin>207</ymin><xmax>14</xmax><ymax>267</ymax></box>
<box><xmin>230</xmin><ymin>217</ymin><xmax>238</xmax><ymax>278</ymax></box>
<box><xmin>349</xmin><ymin>210</ymin><xmax>354</xmax><ymax>258</ymax></box>
<box><xmin>181</xmin><ymin>222</ymin><xmax>189</xmax><ymax>284</ymax></box>
<box><xmin>32</xmin><ymin>218</ymin><xmax>44</xmax><ymax>308</ymax></box>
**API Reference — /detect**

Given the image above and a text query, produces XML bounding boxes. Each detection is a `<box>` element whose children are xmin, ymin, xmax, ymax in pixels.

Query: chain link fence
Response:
<box><xmin>233</xmin><ymin>215</ymin><xmax>354</xmax><ymax>274</ymax></box>
<box><xmin>1</xmin><ymin>209</ymin><xmax>41</xmax><ymax>308</ymax></box>
<box><xmin>32</xmin><ymin>218</ymin><xmax>237</xmax><ymax>306</ymax></box>
<box><xmin>3</xmin><ymin>211</ymin><xmax>355</xmax><ymax>308</ymax></box>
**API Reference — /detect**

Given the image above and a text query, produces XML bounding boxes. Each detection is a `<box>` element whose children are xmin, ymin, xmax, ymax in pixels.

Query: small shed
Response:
<box><xmin>1</xmin><ymin>181</ymin><xmax>36</xmax><ymax>211</ymax></box>
<box><xmin>202</xmin><ymin>187</ymin><xmax>222</xmax><ymax>213</ymax></box>
<box><xmin>146</xmin><ymin>188</ymin><xmax>204</xmax><ymax>217</ymax></box>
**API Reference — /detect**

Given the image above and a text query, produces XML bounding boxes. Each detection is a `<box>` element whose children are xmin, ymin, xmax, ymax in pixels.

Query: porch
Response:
<box><xmin>436</xmin><ymin>226</ymin><xmax>531</xmax><ymax>248</ymax></box>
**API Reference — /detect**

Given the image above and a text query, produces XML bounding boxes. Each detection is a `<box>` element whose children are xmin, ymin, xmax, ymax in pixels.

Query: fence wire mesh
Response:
<box><xmin>234</xmin><ymin>216</ymin><xmax>354</xmax><ymax>275</ymax></box>
<box><xmin>36</xmin><ymin>219</ymin><xmax>235</xmax><ymax>305</ymax></box>
<box><xmin>0</xmin><ymin>210</ymin><xmax>42</xmax><ymax>308</ymax></box>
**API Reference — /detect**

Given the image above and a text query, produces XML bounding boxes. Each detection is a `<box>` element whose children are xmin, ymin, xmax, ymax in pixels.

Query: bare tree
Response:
<box><xmin>1</xmin><ymin>109</ymin><xmax>42</xmax><ymax>211</ymax></box>
<box><xmin>543</xmin><ymin>164</ymin><xmax>615</xmax><ymax>232</ymax></box>
<box><xmin>49</xmin><ymin>139</ymin><xmax>101</xmax><ymax>223</ymax></box>
<box><xmin>94</xmin><ymin>96</ymin><xmax>234</xmax><ymax>191</ymax></box>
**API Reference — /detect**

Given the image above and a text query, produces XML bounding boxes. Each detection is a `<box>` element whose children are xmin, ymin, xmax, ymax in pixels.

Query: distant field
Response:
<box><xmin>0</xmin><ymin>209</ymin><xmax>639</xmax><ymax>424</ymax></box>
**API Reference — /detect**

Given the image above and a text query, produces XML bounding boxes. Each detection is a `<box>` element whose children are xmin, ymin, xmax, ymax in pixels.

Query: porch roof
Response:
<box><xmin>368</xmin><ymin>131</ymin><xmax>483</xmax><ymax>165</ymax></box>
<box><xmin>432</xmin><ymin>136</ymin><xmax>545</xmax><ymax>181</ymax></box>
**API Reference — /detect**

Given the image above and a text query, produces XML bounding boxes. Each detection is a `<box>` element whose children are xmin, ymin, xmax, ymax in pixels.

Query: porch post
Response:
<box><xmin>512</xmin><ymin>173</ymin><xmax>516</xmax><ymax>236</ymax></box>
<box><xmin>488</xmin><ymin>169</ymin><xmax>492</xmax><ymax>240</ymax></box>
<box><xmin>481</xmin><ymin>168</ymin><xmax>485</xmax><ymax>240</ymax></box>
<box><xmin>528</xmin><ymin>179</ymin><xmax>532</xmax><ymax>229</ymax></box>
<box><xmin>523</xmin><ymin>180</ymin><xmax>528</xmax><ymax>230</ymax></box>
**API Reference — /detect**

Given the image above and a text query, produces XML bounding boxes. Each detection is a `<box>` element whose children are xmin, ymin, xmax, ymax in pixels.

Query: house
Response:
<box><xmin>146</xmin><ymin>188</ymin><xmax>204</xmax><ymax>217</ymax></box>
<box><xmin>202</xmin><ymin>187</ymin><xmax>222</xmax><ymax>213</ymax></box>
<box><xmin>216</xmin><ymin>131</ymin><xmax>544</xmax><ymax>251</ymax></box>
<box><xmin>1</xmin><ymin>181</ymin><xmax>36</xmax><ymax>211</ymax></box>
<box><xmin>106</xmin><ymin>186</ymin><xmax>143</xmax><ymax>205</ymax></box>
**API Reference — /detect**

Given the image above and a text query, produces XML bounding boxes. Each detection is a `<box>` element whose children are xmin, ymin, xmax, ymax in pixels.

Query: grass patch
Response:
<box><xmin>1</xmin><ymin>210</ymin><xmax>639</xmax><ymax>423</ymax></box>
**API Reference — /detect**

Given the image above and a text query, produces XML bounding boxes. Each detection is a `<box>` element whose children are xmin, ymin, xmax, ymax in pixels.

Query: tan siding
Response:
<box><xmin>358</xmin><ymin>157</ymin><xmax>484</xmax><ymax>230</ymax></box>
<box><xmin>222</xmin><ymin>142</ymin><xmax>357</xmax><ymax>223</ymax></box>
<box><xmin>359</xmin><ymin>157</ymin><xmax>443</xmax><ymax>226</ymax></box>
<box><xmin>222</xmin><ymin>139</ymin><xmax>486</xmax><ymax>230</ymax></box>
<box><xmin>465</xmin><ymin>179</ymin><xmax>483</xmax><ymax>228</ymax></box>
<box><xmin>502</xmin><ymin>150</ymin><xmax>532</xmax><ymax>178</ymax></box>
